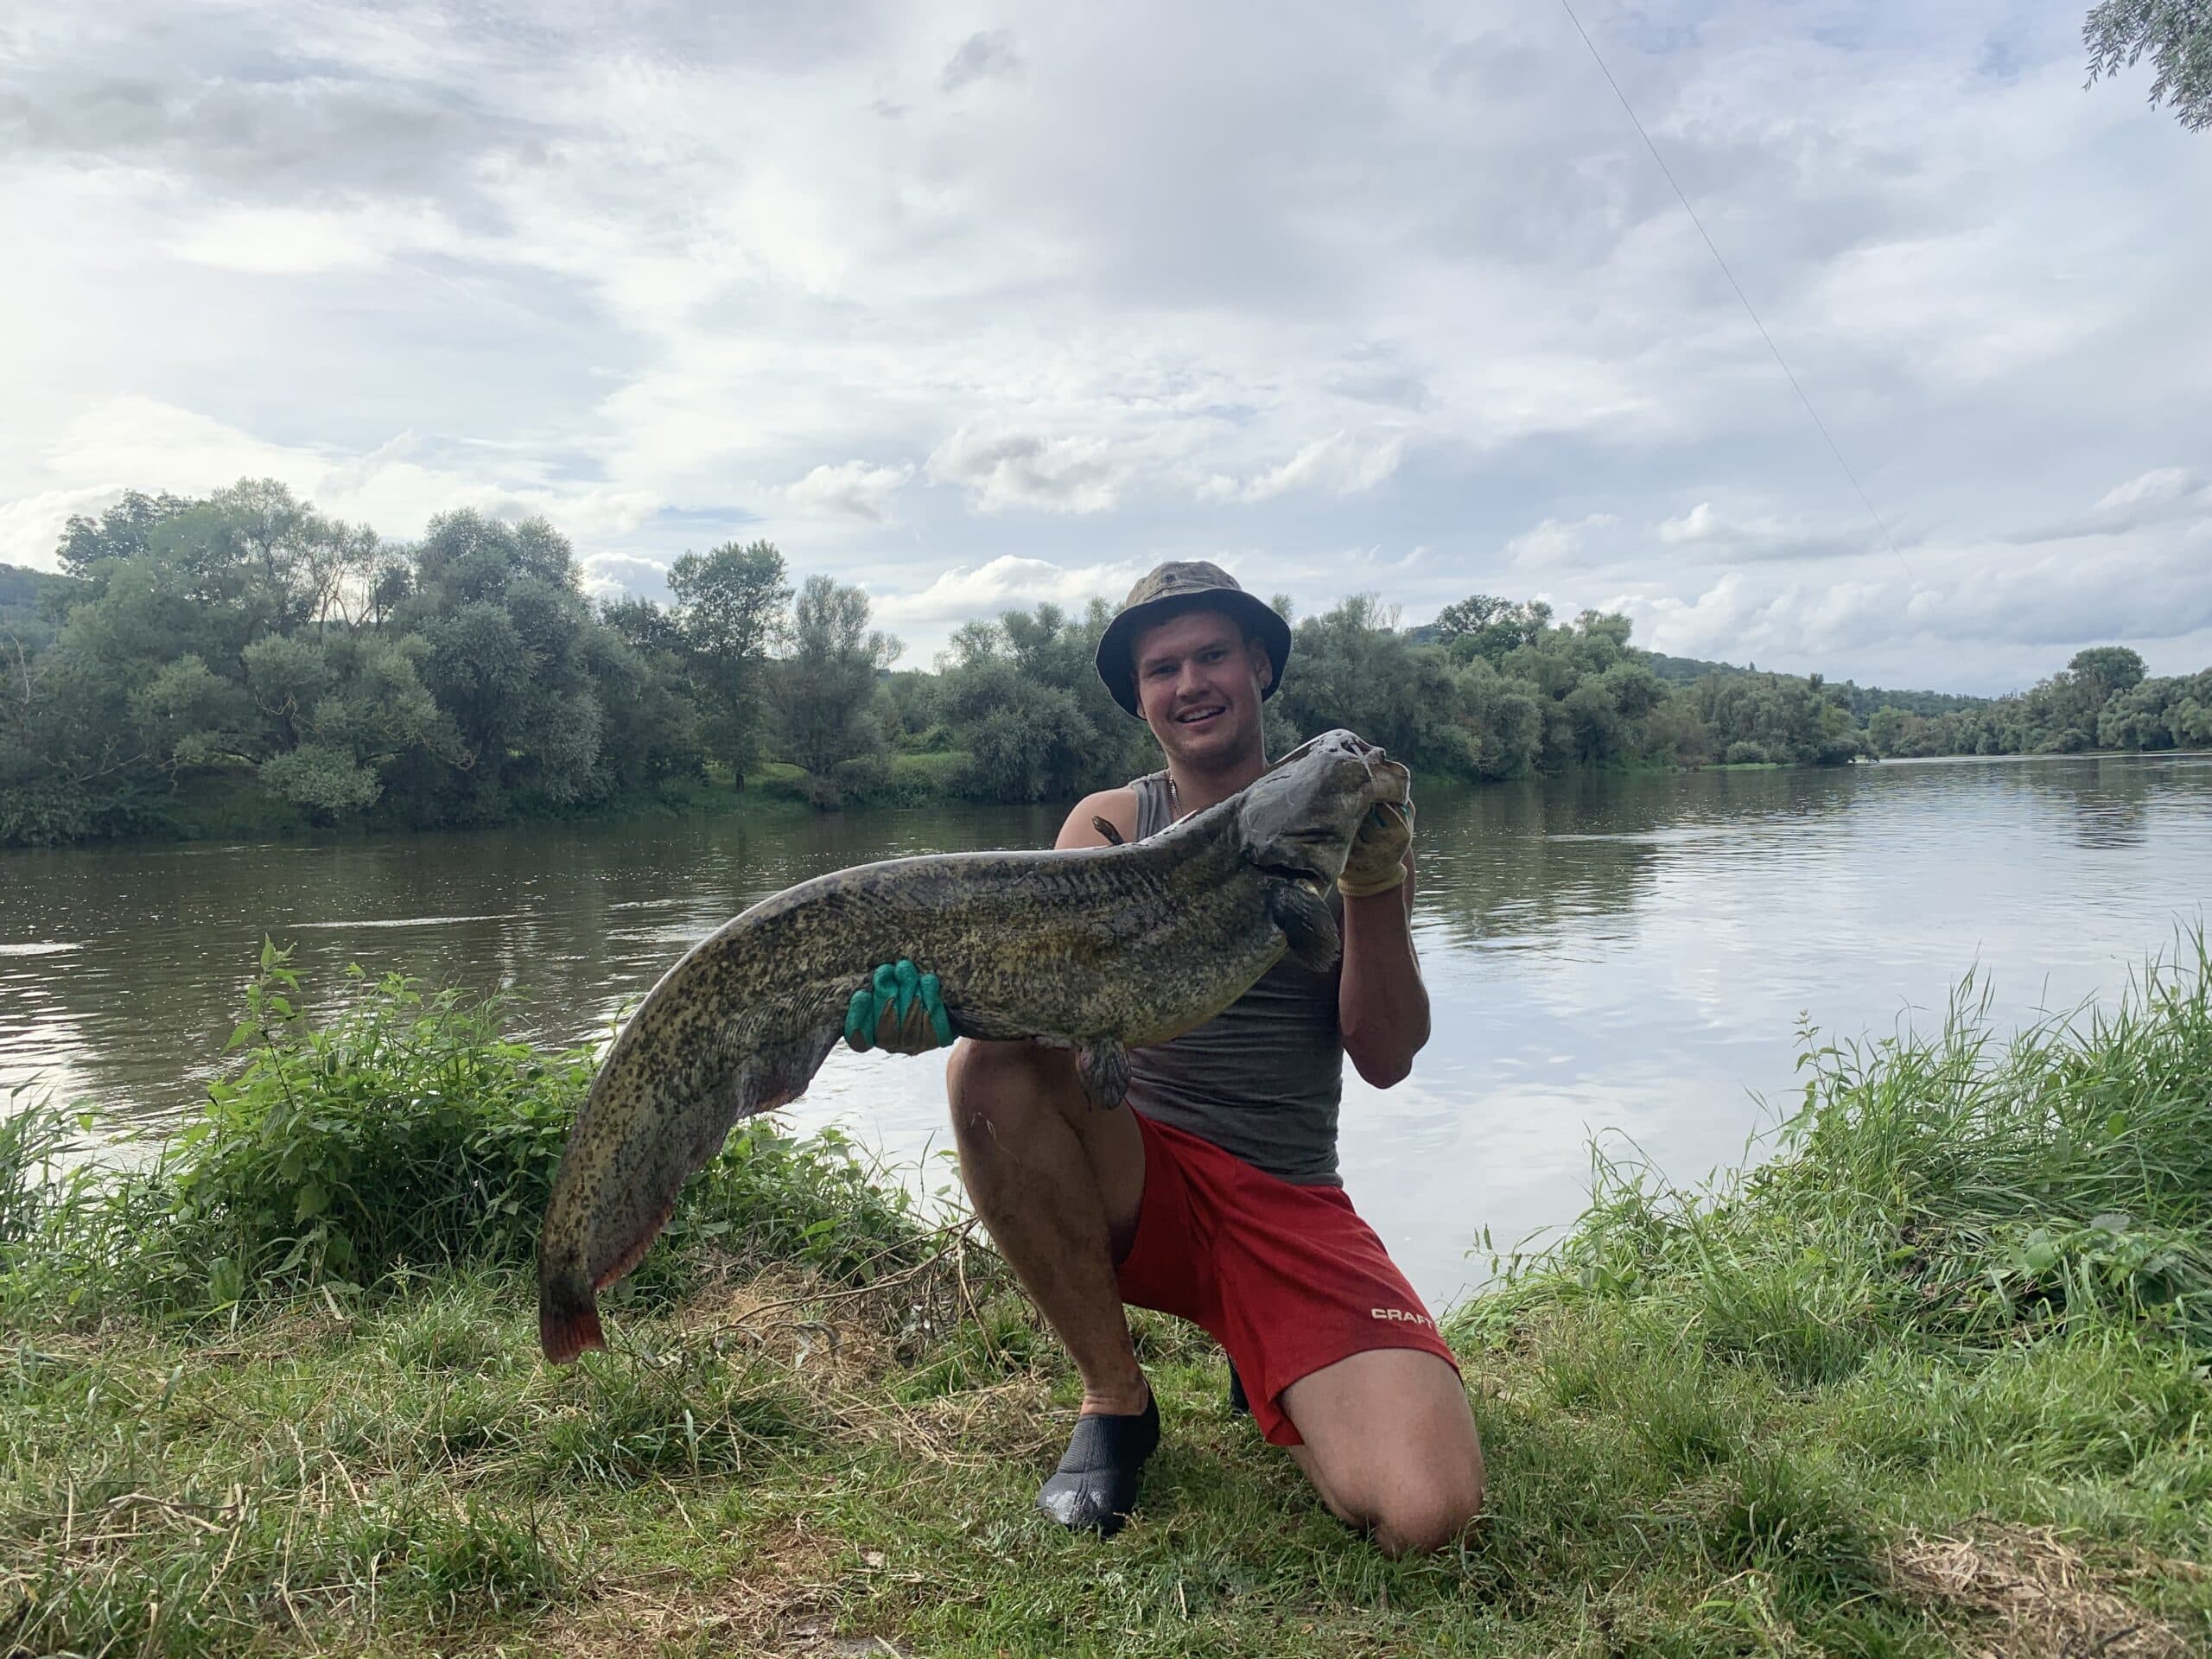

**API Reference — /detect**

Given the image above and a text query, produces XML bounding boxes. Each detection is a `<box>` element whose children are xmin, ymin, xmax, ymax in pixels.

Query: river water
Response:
<box><xmin>4</xmin><ymin>754</ymin><xmax>2209</xmax><ymax>1308</ymax></box>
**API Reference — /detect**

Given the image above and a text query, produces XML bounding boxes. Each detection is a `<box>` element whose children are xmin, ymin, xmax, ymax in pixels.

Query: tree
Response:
<box><xmin>1433</xmin><ymin>594</ymin><xmax>1552</xmax><ymax>665</ymax></box>
<box><xmin>2066</xmin><ymin>645</ymin><xmax>2146</xmax><ymax>702</ymax></box>
<box><xmin>130</xmin><ymin>654</ymin><xmax>256</xmax><ymax>778</ymax></box>
<box><xmin>402</xmin><ymin>512</ymin><xmax>607</xmax><ymax>815</ymax></box>
<box><xmin>931</xmin><ymin>601</ymin><xmax>1147</xmax><ymax>803</ymax></box>
<box><xmin>55</xmin><ymin>491</ymin><xmax>194</xmax><ymax>580</ymax></box>
<box><xmin>775</xmin><ymin>575</ymin><xmax>900</xmax><ymax>785</ymax></box>
<box><xmin>2085</xmin><ymin>1</ymin><xmax>2212</xmax><ymax>131</ymax></box>
<box><xmin>667</xmin><ymin>540</ymin><xmax>790</xmax><ymax>784</ymax></box>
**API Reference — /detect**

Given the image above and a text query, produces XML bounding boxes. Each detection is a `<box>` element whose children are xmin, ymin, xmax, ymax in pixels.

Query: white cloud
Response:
<box><xmin>3</xmin><ymin>397</ymin><xmax>660</xmax><ymax>569</ymax></box>
<box><xmin>166</xmin><ymin>200</ymin><xmax>463</xmax><ymax>275</ymax></box>
<box><xmin>1623</xmin><ymin>520</ymin><xmax>2212</xmax><ymax>686</ymax></box>
<box><xmin>2011</xmin><ymin>467</ymin><xmax>2212</xmax><ymax>543</ymax></box>
<box><xmin>1504</xmin><ymin>512</ymin><xmax>1617</xmax><ymax>569</ymax></box>
<box><xmin>1656</xmin><ymin>500</ymin><xmax>1867</xmax><ymax>563</ymax></box>
<box><xmin>783</xmin><ymin>460</ymin><xmax>915</xmax><ymax>523</ymax></box>
<box><xmin>940</xmin><ymin>29</ymin><xmax>1023</xmax><ymax>94</ymax></box>
<box><xmin>2</xmin><ymin>1</ymin><xmax>2209</xmax><ymax>683</ymax></box>
<box><xmin>578</xmin><ymin>550</ymin><xmax>668</xmax><ymax>598</ymax></box>
<box><xmin>870</xmin><ymin>554</ymin><xmax>1142</xmax><ymax>632</ymax></box>
<box><xmin>926</xmin><ymin>427</ymin><xmax>1156</xmax><ymax>516</ymax></box>
<box><xmin>2095</xmin><ymin>467</ymin><xmax>2202</xmax><ymax>513</ymax></box>
<box><xmin>1204</xmin><ymin>431</ymin><xmax>1408</xmax><ymax>505</ymax></box>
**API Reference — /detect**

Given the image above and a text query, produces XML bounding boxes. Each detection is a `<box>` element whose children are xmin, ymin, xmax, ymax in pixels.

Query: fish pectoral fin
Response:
<box><xmin>1267</xmin><ymin>880</ymin><xmax>1342</xmax><ymax>974</ymax></box>
<box><xmin>1076</xmin><ymin>1039</ymin><xmax>1131</xmax><ymax>1112</ymax></box>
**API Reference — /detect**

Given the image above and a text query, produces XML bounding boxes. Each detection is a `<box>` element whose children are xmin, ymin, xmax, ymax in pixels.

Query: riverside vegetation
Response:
<box><xmin>6</xmin><ymin>481</ymin><xmax>2212</xmax><ymax>848</ymax></box>
<box><xmin>2</xmin><ymin>938</ymin><xmax>2209</xmax><ymax>1656</ymax></box>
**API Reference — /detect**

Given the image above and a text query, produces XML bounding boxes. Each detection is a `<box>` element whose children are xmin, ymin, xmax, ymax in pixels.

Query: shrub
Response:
<box><xmin>18</xmin><ymin>944</ymin><xmax>923</xmax><ymax>1317</ymax></box>
<box><xmin>1473</xmin><ymin>934</ymin><xmax>2212</xmax><ymax>1361</ymax></box>
<box><xmin>0</xmin><ymin>1096</ymin><xmax>71</xmax><ymax>1260</ymax></box>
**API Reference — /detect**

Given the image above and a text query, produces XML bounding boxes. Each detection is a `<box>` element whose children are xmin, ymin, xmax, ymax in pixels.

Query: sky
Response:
<box><xmin>2</xmin><ymin>0</ymin><xmax>2209</xmax><ymax>693</ymax></box>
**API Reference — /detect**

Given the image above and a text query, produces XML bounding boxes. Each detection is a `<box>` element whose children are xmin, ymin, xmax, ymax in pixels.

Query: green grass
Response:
<box><xmin>4</xmin><ymin>948</ymin><xmax>2210</xmax><ymax>1655</ymax></box>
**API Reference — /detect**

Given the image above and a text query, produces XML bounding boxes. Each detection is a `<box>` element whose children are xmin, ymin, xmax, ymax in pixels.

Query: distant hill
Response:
<box><xmin>1829</xmin><ymin>681</ymin><xmax>1993</xmax><ymax>720</ymax></box>
<box><xmin>1636</xmin><ymin>651</ymin><xmax>1988</xmax><ymax>715</ymax></box>
<box><xmin>1640</xmin><ymin>651</ymin><xmax>1752</xmax><ymax>685</ymax></box>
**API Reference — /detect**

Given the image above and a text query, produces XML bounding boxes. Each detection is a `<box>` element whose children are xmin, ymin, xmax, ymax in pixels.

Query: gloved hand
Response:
<box><xmin>843</xmin><ymin>959</ymin><xmax>955</xmax><ymax>1053</ymax></box>
<box><xmin>1337</xmin><ymin>765</ymin><xmax>1414</xmax><ymax>899</ymax></box>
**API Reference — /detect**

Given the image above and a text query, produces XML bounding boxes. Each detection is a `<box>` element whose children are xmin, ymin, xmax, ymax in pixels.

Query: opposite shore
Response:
<box><xmin>10</xmin><ymin>485</ymin><xmax>2211</xmax><ymax>849</ymax></box>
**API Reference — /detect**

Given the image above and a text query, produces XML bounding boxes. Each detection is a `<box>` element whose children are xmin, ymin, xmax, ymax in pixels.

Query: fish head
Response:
<box><xmin>1235</xmin><ymin>729</ymin><xmax>1410</xmax><ymax>889</ymax></box>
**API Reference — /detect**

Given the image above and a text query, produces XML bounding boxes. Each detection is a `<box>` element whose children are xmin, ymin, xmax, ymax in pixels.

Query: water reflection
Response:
<box><xmin>4</xmin><ymin>755</ymin><xmax>2210</xmax><ymax>1308</ymax></box>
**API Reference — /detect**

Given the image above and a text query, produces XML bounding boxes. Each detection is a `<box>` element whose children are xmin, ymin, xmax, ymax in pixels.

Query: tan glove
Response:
<box><xmin>1338</xmin><ymin>793</ymin><xmax>1413</xmax><ymax>899</ymax></box>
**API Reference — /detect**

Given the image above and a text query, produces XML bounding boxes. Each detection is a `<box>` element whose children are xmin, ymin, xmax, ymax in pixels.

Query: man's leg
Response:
<box><xmin>944</xmin><ymin>1038</ymin><xmax>1147</xmax><ymax>1413</ymax></box>
<box><xmin>1281</xmin><ymin>1349</ymin><xmax>1484</xmax><ymax>1557</ymax></box>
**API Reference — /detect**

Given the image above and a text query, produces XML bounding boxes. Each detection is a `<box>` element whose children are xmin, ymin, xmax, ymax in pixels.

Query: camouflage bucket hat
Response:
<box><xmin>1093</xmin><ymin>561</ymin><xmax>1293</xmax><ymax>720</ymax></box>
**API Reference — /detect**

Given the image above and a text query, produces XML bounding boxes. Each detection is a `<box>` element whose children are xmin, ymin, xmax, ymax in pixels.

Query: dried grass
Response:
<box><xmin>1889</xmin><ymin>1525</ymin><xmax>2199</xmax><ymax>1658</ymax></box>
<box><xmin>531</xmin><ymin>1524</ymin><xmax>869</xmax><ymax>1659</ymax></box>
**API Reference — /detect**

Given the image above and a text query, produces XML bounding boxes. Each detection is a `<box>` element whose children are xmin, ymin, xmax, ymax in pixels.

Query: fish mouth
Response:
<box><xmin>1252</xmin><ymin>857</ymin><xmax>1329</xmax><ymax>893</ymax></box>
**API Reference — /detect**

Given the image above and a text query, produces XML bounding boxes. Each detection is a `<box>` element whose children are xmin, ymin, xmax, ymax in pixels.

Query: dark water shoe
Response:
<box><xmin>1036</xmin><ymin>1393</ymin><xmax>1160</xmax><ymax>1537</ymax></box>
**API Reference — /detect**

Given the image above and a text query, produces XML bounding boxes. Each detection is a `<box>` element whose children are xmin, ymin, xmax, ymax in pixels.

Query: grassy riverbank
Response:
<box><xmin>4</xmin><ymin>950</ymin><xmax>2209</xmax><ymax>1656</ymax></box>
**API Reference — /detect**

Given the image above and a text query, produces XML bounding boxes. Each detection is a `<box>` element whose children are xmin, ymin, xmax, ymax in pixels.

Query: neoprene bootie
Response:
<box><xmin>1035</xmin><ymin>1393</ymin><xmax>1160</xmax><ymax>1537</ymax></box>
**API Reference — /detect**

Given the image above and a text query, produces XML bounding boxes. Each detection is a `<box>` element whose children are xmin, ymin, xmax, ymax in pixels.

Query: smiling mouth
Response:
<box><xmin>1175</xmin><ymin>704</ymin><xmax>1227</xmax><ymax>725</ymax></box>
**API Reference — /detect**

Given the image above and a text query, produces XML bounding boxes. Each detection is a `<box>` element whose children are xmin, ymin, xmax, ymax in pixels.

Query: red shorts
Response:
<box><xmin>1113</xmin><ymin>1110</ymin><xmax>1459</xmax><ymax>1446</ymax></box>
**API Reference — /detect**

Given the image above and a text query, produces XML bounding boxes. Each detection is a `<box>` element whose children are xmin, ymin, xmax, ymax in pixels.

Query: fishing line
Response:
<box><xmin>1554</xmin><ymin>0</ymin><xmax>1923</xmax><ymax>595</ymax></box>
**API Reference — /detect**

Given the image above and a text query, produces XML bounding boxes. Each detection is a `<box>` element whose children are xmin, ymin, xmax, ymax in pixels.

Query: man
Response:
<box><xmin>849</xmin><ymin>562</ymin><xmax>1484</xmax><ymax>1554</ymax></box>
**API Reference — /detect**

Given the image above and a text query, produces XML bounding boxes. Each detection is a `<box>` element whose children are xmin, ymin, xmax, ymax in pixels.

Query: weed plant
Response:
<box><xmin>1478</xmin><ymin>931</ymin><xmax>2212</xmax><ymax>1368</ymax></box>
<box><xmin>6</xmin><ymin>943</ymin><xmax>923</xmax><ymax>1324</ymax></box>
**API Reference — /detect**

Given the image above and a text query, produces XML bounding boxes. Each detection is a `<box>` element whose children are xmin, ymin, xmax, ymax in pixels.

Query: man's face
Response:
<box><xmin>1130</xmin><ymin>607</ymin><xmax>1273</xmax><ymax>767</ymax></box>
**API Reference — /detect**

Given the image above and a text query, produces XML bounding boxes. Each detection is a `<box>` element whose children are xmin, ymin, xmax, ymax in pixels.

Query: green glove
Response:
<box><xmin>843</xmin><ymin>959</ymin><xmax>955</xmax><ymax>1053</ymax></box>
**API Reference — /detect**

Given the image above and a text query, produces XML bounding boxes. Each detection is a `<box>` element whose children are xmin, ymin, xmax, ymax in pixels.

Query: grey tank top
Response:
<box><xmin>1122</xmin><ymin>772</ymin><xmax>1344</xmax><ymax>1185</ymax></box>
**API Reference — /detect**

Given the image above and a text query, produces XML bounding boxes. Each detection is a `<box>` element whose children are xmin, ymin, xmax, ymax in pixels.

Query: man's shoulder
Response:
<box><xmin>1054</xmin><ymin>786</ymin><xmax>1141</xmax><ymax>849</ymax></box>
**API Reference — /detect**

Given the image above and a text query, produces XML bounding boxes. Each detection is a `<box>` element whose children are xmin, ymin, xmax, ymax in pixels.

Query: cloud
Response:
<box><xmin>1504</xmin><ymin>512</ymin><xmax>1617</xmax><ymax>569</ymax></box>
<box><xmin>1656</xmin><ymin>501</ymin><xmax>1868</xmax><ymax>563</ymax></box>
<box><xmin>3</xmin><ymin>397</ymin><xmax>659</xmax><ymax>569</ymax></box>
<box><xmin>870</xmin><ymin>554</ymin><xmax>1141</xmax><ymax>632</ymax></box>
<box><xmin>2009</xmin><ymin>467</ymin><xmax>2212</xmax><ymax>543</ymax></box>
<box><xmin>165</xmin><ymin>200</ymin><xmax>463</xmax><ymax>275</ymax></box>
<box><xmin>783</xmin><ymin>460</ymin><xmax>915</xmax><ymax>522</ymax></box>
<box><xmin>2</xmin><ymin>1</ymin><xmax>2209</xmax><ymax>683</ymax></box>
<box><xmin>1204</xmin><ymin>432</ymin><xmax>1407</xmax><ymax>504</ymax></box>
<box><xmin>926</xmin><ymin>427</ymin><xmax>1149</xmax><ymax>515</ymax></box>
<box><xmin>940</xmin><ymin>29</ymin><xmax>1023</xmax><ymax>93</ymax></box>
<box><xmin>1623</xmin><ymin>526</ymin><xmax>2212</xmax><ymax>685</ymax></box>
<box><xmin>577</xmin><ymin>551</ymin><xmax>669</xmax><ymax>599</ymax></box>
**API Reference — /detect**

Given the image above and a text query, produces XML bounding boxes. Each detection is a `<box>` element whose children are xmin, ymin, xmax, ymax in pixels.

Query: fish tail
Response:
<box><xmin>537</xmin><ymin>1211</ymin><xmax>607</xmax><ymax>1363</ymax></box>
<box><xmin>539</xmin><ymin>1262</ymin><xmax>606</xmax><ymax>1364</ymax></box>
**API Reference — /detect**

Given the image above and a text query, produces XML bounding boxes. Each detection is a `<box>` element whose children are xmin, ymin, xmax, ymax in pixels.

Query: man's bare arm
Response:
<box><xmin>1338</xmin><ymin>848</ymin><xmax>1428</xmax><ymax>1088</ymax></box>
<box><xmin>1056</xmin><ymin>787</ymin><xmax>1139</xmax><ymax>850</ymax></box>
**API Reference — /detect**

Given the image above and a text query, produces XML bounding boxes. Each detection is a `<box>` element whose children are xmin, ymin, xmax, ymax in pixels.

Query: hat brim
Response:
<box><xmin>1094</xmin><ymin>590</ymin><xmax>1292</xmax><ymax>720</ymax></box>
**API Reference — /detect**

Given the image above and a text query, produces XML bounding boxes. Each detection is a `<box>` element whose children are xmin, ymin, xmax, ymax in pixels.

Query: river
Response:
<box><xmin>4</xmin><ymin>753</ymin><xmax>2209</xmax><ymax>1307</ymax></box>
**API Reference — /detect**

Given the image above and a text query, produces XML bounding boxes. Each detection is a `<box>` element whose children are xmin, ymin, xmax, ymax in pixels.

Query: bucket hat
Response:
<box><xmin>1093</xmin><ymin>561</ymin><xmax>1293</xmax><ymax>720</ymax></box>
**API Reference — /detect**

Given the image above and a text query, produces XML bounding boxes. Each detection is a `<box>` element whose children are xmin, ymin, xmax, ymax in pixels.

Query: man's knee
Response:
<box><xmin>945</xmin><ymin>1039</ymin><xmax>1074</xmax><ymax>1140</ymax></box>
<box><xmin>1366</xmin><ymin>1460</ymin><xmax>1484</xmax><ymax>1557</ymax></box>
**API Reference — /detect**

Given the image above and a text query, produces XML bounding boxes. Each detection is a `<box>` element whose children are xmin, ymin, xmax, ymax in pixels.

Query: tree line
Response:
<box><xmin>2</xmin><ymin>480</ymin><xmax>2207</xmax><ymax>848</ymax></box>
